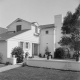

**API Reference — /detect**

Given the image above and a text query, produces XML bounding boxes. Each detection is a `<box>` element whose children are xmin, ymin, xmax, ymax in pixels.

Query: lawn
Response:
<box><xmin>0</xmin><ymin>66</ymin><xmax>80</xmax><ymax>80</ymax></box>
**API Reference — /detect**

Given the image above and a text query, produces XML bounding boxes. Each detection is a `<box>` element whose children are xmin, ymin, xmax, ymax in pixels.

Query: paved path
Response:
<box><xmin>0</xmin><ymin>63</ymin><xmax>22</xmax><ymax>72</ymax></box>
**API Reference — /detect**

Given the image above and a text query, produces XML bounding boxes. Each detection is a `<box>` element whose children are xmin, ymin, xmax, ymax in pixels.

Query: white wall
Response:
<box><xmin>8</xmin><ymin>25</ymin><xmax>39</xmax><ymax>57</ymax></box>
<box><xmin>27</xmin><ymin>59</ymin><xmax>80</xmax><ymax>71</ymax></box>
<box><xmin>39</xmin><ymin>15</ymin><xmax>63</xmax><ymax>57</ymax></box>
<box><xmin>39</xmin><ymin>28</ymin><xmax>55</xmax><ymax>56</ymax></box>
<box><xmin>0</xmin><ymin>41</ymin><xmax>7</xmax><ymax>63</ymax></box>
<box><xmin>54</xmin><ymin>14</ymin><xmax>63</xmax><ymax>48</ymax></box>
<box><xmin>7</xmin><ymin>40</ymin><xmax>18</xmax><ymax>58</ymax></box>
<box><xmin>9</xmin><ymin>26</ymin><xmax>39</xmax><ymax>43</ymax></box>
<box><xmin>7</xmin><ymin>39</ymin><xmax>33</xmax><ymax>58</ymax></box>
<box><xmin>8</xmin><ymin>21</ymin><xmax>31</xmax><ymax>31</ymax></box>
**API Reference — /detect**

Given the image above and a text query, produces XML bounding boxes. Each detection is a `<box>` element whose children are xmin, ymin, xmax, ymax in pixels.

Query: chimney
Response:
<box><xmin>54</xmin><ymin>14</ymin><xmax>63</xmax><ymax>48</ymax></box>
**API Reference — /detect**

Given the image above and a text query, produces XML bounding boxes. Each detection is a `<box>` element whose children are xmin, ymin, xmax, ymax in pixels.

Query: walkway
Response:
<box><xmin>0</xmin><ymin>63</ymin><xmax>22</xmax><ymax>72</ymax></box>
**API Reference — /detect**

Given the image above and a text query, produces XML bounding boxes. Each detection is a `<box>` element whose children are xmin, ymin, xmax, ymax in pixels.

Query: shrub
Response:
<box><xmin>11</xmin><ymin>47</ymin><xmax>24</xmax><ymax>63</ymax></box>
<box><xmin>5</xmin><ymin>62</ymin><xmax>12</xmax><ymax>65</ymax></box>
<box><xmin>54</xmin><ymin>47</ymin><xmax>65</xmax><ymax>59</ymax></box>
<box><xmin>28</xmin><ymin>56</ymin><xmax>33</xmax><ymax>58</ymax></box>
<box><xmin>39</xmin><ymin>53</ymin><xmax>42</xmax><ymax>58</ymax></box>
<box><xmin>72</xmin><ymin>52</ymin><xmax>79</xmax><ymax>60</ymax></box>
<box><xmin>73</xmin><ymin>53</ymin><xmax>77</xmax><ymax>59</ymax></box>
<box><xmin>25</xmin><ymin>52</ymin><xmax>29</xmax><ymax>58</ymax></box>
<box><xmin>22</xmin><ymin>62</ymin><xmax>27</xmax><ymax>67</ymax></box>
<box><xmin>66</xmin><ymin>53</ymin><xmax>71</xmax><ymax>58</ymax></box>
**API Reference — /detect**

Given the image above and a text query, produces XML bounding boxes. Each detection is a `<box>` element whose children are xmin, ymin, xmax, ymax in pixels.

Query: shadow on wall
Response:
<box><xmin>0</xmin><ymin>53</ymin><xmax>3</xmax><ymax>63</ymax></box>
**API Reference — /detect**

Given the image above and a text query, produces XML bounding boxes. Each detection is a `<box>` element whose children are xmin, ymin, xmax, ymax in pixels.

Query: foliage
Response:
<box><xmin>39</xmin><ymin>53</ymin><xmax>42</xmax><ymax>58</ymax></box>
<box><xmin>28</xmin><ymin>56</ymin><xmax>33</xmax><ymax>58</ymax></box>
<box><xmin>61</xmin><ymin>11</ymin><xmax>73</xmax><ymax>34</ymax></box>
<box><xmin>11</xmin><ymin>47</ymin><xmax>24</xmax><ymax>63</ymax></box>
<box><xmin>59</xmin><ymin>4</ymin><xmax>80</xmax><ymax>58</ymax></box>
<box><xmin>5</xmin><ymin>62</ymin><xmax>12</xmax><ymax>65</ymax></box>
<box><xmin>54</xmin><ymin>47</ymin><xmax>65</xmax><ymax>59</ymax></box>
<box><xmin>25</xmin><ymin>52</ymin><xmax>29</xmax><ymax>58</ymax></box>
<box><xmin>59</xmin><ymin>36</ymin><xmax>72</xmax><ymax>46</ymax></box>
<box><xmin>22</xmin><ymin>62</ymin><xmax>27</xmax><ymax>67</ymax></box>
<box><xmin>61</xmin><ymin>4</ymin><xmax>80</xmax><ymax>34</ymax></box>
<box><xmin>66</xmin><ymin>53</ymin><xmax>71</xmax><ymax>58</ymax></box>
<box><xmin>45</xmin><ymin>46</ymin><xmax>51</xmax><ymax>59</ymax></box>
<box><xmin>45</xmin><ymin>46</ymin><xmax>51</xmax><ymax>56</ymax></box>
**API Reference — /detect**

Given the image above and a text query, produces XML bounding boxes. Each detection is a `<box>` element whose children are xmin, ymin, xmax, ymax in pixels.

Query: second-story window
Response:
<box><xmin>16</xmin><ymin>20</ymin><xmax>22</xmax><ymax>22</ymax></box>
<box><xmin>16</xmin><ymin>25</ymin><xmax>22</xmax><ymax>32</ymax></box>
<box><xmin>45</xmin><ymin>30</ymin><xmax>49</xmax><ymax>34</ymax></box>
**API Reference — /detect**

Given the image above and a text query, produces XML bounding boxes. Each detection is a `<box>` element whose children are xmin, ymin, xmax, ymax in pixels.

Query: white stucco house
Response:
<box><xmin>0</xmin><ymin>18</ymin><xmax>40</xmax><ymax>63</ymax></box>
<box><xmin>39</xmin><ymin>15</ymin><xmax>62</xmax><ymax>57</ymax></box>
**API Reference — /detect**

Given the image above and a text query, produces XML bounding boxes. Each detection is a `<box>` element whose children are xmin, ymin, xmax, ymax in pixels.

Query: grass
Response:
<box><xmin>0</xmin><ymin>66</ymin><xmax>80</xmax><ymax>80</ymax></box>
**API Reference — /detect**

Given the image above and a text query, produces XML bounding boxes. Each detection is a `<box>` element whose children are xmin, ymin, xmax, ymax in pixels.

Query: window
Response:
<box><xmin>45</xmin><ymin>30</ymin><xmax>49</xmax><ymax>34</ymax></box>
<box><xmin>25</xmin><ymin>42</ymin><xmax>29</xmax><ymax>49</ymax></box>
<box><xmin>16</xmin><ymin>20</ymin><xmax>22</xmax><ymax>22</ymax></box>
<box><xmin>16</xmin><ymin>25</ymin><xmax>22</xmax><ymax>32</ymax></box>
<box><xmin>19</xmin><ymin>42</ymin><xmax>23</xmax><ymax>48</ymax></box>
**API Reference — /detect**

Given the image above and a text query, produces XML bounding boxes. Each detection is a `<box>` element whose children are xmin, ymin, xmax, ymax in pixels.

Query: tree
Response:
<box><xmin>59</xmin><ymin>4</ymin><xmax>80</xmax><ymax>59</ymax></box>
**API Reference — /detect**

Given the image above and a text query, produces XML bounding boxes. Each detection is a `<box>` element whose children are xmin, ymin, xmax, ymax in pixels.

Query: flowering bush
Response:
<box><xmin>11</xmin><ymin>47</ymin><xmax>24</xmax><ymax>63</ymax></box>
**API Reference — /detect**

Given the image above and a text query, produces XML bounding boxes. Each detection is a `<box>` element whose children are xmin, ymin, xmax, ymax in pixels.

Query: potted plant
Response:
<box><xmin>25</xmin><ymin>52</ymin><xmax>29</xmax><ymax>58</ymax></box>
<box><xmin>23</xmin><ymin>52</ymin><xmax>29</xmax><ymax>65</ymax></box>
<box><xmin>75</xmin><ymin>51</ymin><xmax>80</xmax><ymax>61</ymax></box>
<box><xmin>45</xmin><ymin>46</ymin><xmax>51</xmax><ymax>60</ymax></box>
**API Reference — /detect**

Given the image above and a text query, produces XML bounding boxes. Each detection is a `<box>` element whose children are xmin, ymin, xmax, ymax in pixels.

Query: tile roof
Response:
<box><xmin>39</xmin><ymin>24</ymin><xmax>55</xmax><ymax>29</ymax></box>
<box><xmin>0</xmin><ymin>29</ymin><xmax>30</xmax><ymax>40</ymax></box>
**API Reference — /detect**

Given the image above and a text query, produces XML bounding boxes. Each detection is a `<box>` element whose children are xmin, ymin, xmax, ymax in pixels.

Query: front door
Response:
<box><xmin>32</xmin><ymin>43</ymin><xmax>38</xmax><ymax>56</ymax></box>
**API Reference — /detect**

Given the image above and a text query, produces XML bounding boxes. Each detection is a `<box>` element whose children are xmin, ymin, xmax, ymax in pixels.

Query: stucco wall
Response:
<box><xmin>7</xmin><ymin>40</ymin><xmax>18</xmax><ymax>58</ymax></box>
<box><xmin>8</xmin><ymin>25</ymin><xmax>39</xmax><ymax>57</ymax></box>
<box><xmin>8</xmin><ymin>21</ymin><xmax>31</xmax><ymax>31</ymax></box>
<box><xmin>39</xmin><ymin>28</ymin><xmax>54</xmax><ymax>56</ymax></box>
<box><xmin>27</xmin><ymin>58</ymin><xmax>80</xmax><ymax>71</ymax></box>
<box><xmin>7</xmin><ymin>39</ymin><xmax>33</xmax><ymax>58</ymax></box>
<box><xmin>9</xmin><ymin>26</ymin><xmax>39</xmax><ymax>43</ymax></box>
<box><xmin>39</xmin><ymin>15</ymin><xmax>62</xmax><ymax>57</ymax></box>
<box><xmin>54</xmin><ymin>15</ymin><xmax>62</xmax><ymax>48</ymax></box>
<box><xmin>0</xmin><ymin>41</ymin><xmax>7</xmax><ymax>63</ymax></box>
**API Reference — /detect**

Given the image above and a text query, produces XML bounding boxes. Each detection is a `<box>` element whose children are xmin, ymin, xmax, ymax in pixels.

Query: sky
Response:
<box><xmin>0</xmin><ymin>0</ymin><xmax>79</xmax><ymax>28</ymax></box>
